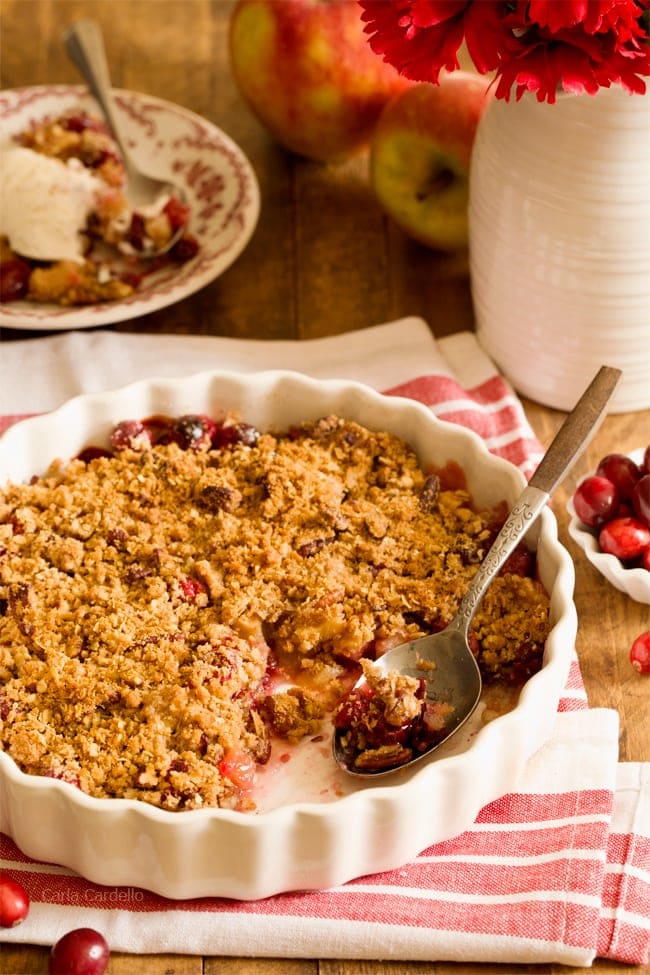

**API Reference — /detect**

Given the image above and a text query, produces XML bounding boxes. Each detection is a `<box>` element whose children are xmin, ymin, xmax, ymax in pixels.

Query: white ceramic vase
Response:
<box><xmin>468</xmin><ymin>86</ymin><xmax>650</xmax><ymax>413</ymax></box>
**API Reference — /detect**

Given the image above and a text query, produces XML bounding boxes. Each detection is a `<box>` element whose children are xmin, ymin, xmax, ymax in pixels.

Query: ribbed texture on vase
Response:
<box><xmin>469</xmin><ymin>87</ymin><xmax>650</xmax><ymax>412</ymax></box>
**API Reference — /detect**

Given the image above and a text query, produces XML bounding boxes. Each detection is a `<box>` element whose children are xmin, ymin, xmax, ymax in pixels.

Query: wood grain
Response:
<box><xmin>0</xmin><ymin>2</ymin><xmax>647</xmax><ymax>973</ymax></box>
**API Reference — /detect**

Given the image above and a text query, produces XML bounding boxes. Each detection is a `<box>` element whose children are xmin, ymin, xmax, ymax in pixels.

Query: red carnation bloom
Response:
<box><xmin>529</xmin><ymin>0</ymin><xmax>646</xmax><ymax>36</ymax></box>
<box><xmin>359</xmin><ymin>0</ymin><xmax>470</xmax><ymax>82</ymax></box>
<box><xmin>358</xmin><ymin>0</ymin><xmax>650</xmax><ymax>101</ymax></box>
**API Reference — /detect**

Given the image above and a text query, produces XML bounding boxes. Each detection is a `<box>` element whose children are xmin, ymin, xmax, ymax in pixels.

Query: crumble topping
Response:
<box><xmin>0</xmin><ymin>414</ymin><xmax>550</xmax><ymax>809</ymax></box>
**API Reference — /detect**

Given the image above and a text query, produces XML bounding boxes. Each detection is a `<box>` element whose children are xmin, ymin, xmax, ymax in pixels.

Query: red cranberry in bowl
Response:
<box><xmin>598</xmin><ymin>517</ymin><xmax>650</xmax><ymax>562</ymax></box>
<box><xmin>632</xmin><ymin>474</ymin><xmax>650</xmax><ymax>529</ymax></box>
<box><xmin>596</xmin><ymin>453</ymin><xmax>642</xmax><ymax>502</ymax></box>
<box><xmin>572</xmin><ymin>475</ymin><xmax>620</xmax><ymax>528</ymax></box>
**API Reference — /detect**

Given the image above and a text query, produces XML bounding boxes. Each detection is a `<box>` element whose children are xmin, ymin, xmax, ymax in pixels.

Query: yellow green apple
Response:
<box><xmin>228</xmin><ymin>0</ymin><xmax>411</xmax><ymax>163</ymax></box>
<box><xmin>370</xmin><ymin>74</ymin><xmax>493</xmax><ymax>250</ymax></box>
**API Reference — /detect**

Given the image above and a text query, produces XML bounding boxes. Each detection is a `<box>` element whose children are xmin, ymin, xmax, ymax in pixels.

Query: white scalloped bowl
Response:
<box><xmin>567</xmin><ymin>449</ymin><xmax>650</xmax><ymax>604</ymax></box>
<box><xmin>0</xmin><ymin>371</ymin><xmax>577</xmax><ymax>899</ymax></box>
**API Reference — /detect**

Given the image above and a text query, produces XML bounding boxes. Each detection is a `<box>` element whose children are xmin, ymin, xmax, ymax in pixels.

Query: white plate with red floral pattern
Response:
<box><xmin>0</xmin><ymin>85</ymin><xmax>260</xmax><ymax>330</ymax></box>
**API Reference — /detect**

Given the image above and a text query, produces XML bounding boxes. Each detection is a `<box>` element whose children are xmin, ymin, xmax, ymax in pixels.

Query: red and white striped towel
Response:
<box><xmin>0</xmin><ymin>319</ymin><xmax>648</xmax><ymax>966</ymax></box>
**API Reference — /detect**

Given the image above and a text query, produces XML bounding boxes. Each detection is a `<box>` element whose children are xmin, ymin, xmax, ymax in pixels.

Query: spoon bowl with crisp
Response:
<box><xmin>334</xmin><ymin>365</ymin><xmax>622</xmax><ymax>777</ymax></box>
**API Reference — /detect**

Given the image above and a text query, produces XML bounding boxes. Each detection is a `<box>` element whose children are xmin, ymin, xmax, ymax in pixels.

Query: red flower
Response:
<box><xmin>358</xmin><ymin>0</ymin><xmax>650</xmax><ymax>101</ymax></box>
<box><xmin>358</xmin><ymin>1</ymin><xmax>470</xmax><ymax>83</ymax></box>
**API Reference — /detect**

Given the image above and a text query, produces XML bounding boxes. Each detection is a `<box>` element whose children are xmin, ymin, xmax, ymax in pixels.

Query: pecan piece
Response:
<box><xmin>419</xmin><ymin>474</ymin><xmax>441</xmax><ymax>512</ymax></box>
<box><xmin>353</xmin><ymin>744</ymin><xmax>413</xmax><ymax>771</ymax></box>
<box><xmin>197</xmin><ymin>484</ymin><xmax>240</xmax><ymax>512</ymax></box>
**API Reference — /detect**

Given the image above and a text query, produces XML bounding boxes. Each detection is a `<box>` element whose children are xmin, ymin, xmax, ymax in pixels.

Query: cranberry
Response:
<box><xmin>334</xmin><ymin>681</ymin><xmax>373</xmax><ymax>729</ymax></box>
<box><xmin>110</xmin><ymin>419</ymin><xmax>153</xmax><ymax>451</ymax></box>
<box><xmin>632</xmin><ymin>475</ymin><xmax>650</xmax><ymax>529</ymax></box>
<box><xmin>212</xmin><ymin>422</ymin><xmax>260</xmax><ymax>449</ymax></box>
<box><xmin>596</xmin><ymin>453</ymin><xmax>642</xmax><ymax>501</ymax></box>
<box><xmin>0</xmin><ymin>258</ymin><xmax>31</xmax><ymax>301</ymax></box>
<box><xmin>573</xmin><ymin>475</ymin><xmax>620</xmax><ymax>528</ymax></box>
<box><xmin>49</xmin><ymin>927</ymin><xmax>110</xmax><ymax>975</ymax></box>
<box><xmin>173</xmin><ymin>414</ymin><xmax>217</xmax><ymax>450</ymax></box>
<box><xmin>643</xmin><ymin>546</ymin><xmax>650</xmax><ymax>572</ymax></box>
<box><xmin>44</xmin><ymin>768</ymin><xmax>81</xmax><ymax>788</ymax></box>
<box><xmin>498</xmin><ymin>543</ymin><xmax>533</xmax><ymax>578</ymax></box>
<box><xmin>120</xmin><ymin>269</ymin><xmax>144</xmax><ymax>290</ymax></box>
<box><xmin>61</xmin><ymin>112</ymin><xmax>101</xmax><ymax>133</ymax></box>
<box><xmin>179</xmin><ymin>577</ymin><xmax>206</xmax><ymax>601</ymax></box>
<box><xmin>170</xmin><ymin>234</ymin><xmax>200</xmax><ymax>263</ymax></box>
<box><xmin>163</xmin><ymin>196</ymin><xmax>191</xmax><ymax>230</ymax></box>
<box><xmin>598</xmin><ymin>517</ymin><xmax>650</xmax><ymax>561</ymax></box>
<box><xmin>127</xmin><ymin>212</ymin><xmax>147</xmax><ymax>252</ymax></box>
<box><xmin>630</xmin><ymin>631</ymin><xmax>650</xmax><ymax>675</ymax></box>
<box><xmin>77</xmin><ymin>446</ymin><xmax>113</xmax><ymax>463</ymax></box>
<box><xmin>0</xmin><ymin>874</ymin><xmax>29</xmax><ymax>927</ymax></box>
<box><xmin>85</xmin><ymin>147</ymin><xmax>121</xmax><ymax>170</ymax></box>
<box><xmin>642</xmin><ymin>446</ymin><xmax>650</xmax><ymax>475</ymax></box>
<box><xmin>142</xmin><ymin>415</ymin><xmax>175</xmax><ymax>445</ymax></box>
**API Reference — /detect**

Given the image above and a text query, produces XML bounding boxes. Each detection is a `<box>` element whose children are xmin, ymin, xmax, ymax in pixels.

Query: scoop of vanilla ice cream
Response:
<box><xmin>0</xmin><ymin>146</ymin><xmax>103</xmax><ymax>262</ymax></box>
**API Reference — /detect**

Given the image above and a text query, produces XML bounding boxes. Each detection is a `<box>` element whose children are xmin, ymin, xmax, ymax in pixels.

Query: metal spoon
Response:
<box><xmin>63</xmin><ymin>19</ymin><xmax>187</xmax><ymax>254</ymax></box>
<box><xmin>334</xmin><ymin>364</ymin><xmax>622</xmax><ymax>777</ymax></box>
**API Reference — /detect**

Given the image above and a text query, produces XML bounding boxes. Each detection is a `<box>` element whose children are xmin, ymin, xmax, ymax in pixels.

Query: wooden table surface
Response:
<box><xmin>1</xmin><ymin>2</ymin><xmax>648</xmax><ymax>973</ymax></box>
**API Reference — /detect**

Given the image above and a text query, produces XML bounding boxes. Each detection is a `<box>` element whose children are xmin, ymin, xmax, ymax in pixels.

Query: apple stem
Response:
<box><xmin>417</xmin><ymin>167</ymin><xmax>455</xmax><ymax>201</ymax></box>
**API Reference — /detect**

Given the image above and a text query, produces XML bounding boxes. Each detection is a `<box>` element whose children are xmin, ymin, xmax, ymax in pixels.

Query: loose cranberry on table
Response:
<box><xmin>0</xmin><ymin>873</ymin><xmax>29</xmax><ymax>927</ymax></box>
<box><xmin>49</xmin><ymin>927</ymin><xmax>110</xmax><ymax>975</ymax></box>
<box><xmin>630</xmin><ymin>632</ymin><xmax>650</xmax><ymax>675</ymax></box>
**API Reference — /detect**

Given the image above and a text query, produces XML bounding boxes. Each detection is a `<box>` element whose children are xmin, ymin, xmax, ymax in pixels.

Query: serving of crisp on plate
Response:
<box><xmin>0</xmin><ymin>85</ymin><xmax>260</xmax><ymax>330</ymax></box>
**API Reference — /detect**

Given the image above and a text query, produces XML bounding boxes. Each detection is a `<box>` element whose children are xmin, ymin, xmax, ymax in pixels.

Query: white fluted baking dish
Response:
<box><xmin>0</xmin><ymin>370</ymin><xmax>576</xmax><ymax>899</ymax></box>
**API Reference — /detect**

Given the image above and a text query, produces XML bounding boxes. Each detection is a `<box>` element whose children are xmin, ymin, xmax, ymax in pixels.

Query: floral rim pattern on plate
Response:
<box><xmin>0</xmin><ymin>86</ymin><xmax>260</xmax><ymax>330</ymax></box>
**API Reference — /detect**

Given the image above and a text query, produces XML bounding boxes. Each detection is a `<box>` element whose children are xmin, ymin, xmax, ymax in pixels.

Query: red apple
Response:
<box><xmin>228</xmin><ymin>0</ymin><xmax>411</xmax><ymax>163</ymax></box>
<box><xmin>369</xmin><ymin>75</ymin><xmax>493</xmax><ymax>250</ymax></box>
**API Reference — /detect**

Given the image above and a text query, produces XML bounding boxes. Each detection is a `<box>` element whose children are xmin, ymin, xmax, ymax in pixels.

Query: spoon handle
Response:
<box><xmin>528</xmin><ymin>365</ymin><xmax>622</xmax><ymax>496</ymax></box>
<box><xmin>451</xmin><ymin>364</ymin><xmax>621</xmax><ymax>634</ymax></box>
<box><xmin>62</xmin><ymin>20</ymin><xmax>131</xmax><ymax>166</ymax></box>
